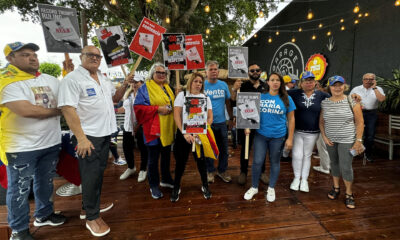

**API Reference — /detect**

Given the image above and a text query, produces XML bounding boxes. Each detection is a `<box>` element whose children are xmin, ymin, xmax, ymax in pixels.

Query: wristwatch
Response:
<box><xmin>356</xmin><ymin>139</ymin><xmax>363</xmax><ymax>142</ymax></box>
<box><xmin>372</xmin><ymin>87</ymin><xmax>377</xmax><ymax>90</ymax></box>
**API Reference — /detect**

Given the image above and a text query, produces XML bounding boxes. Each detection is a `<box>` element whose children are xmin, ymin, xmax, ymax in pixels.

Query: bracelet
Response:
<box><xmin>356</xmin><ymin>139</ymin><xmax>363</xmax><ymax>142</ymax></box>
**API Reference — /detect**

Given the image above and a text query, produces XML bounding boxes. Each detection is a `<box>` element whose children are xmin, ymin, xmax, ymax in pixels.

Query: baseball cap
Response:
<box><xmin>283</xmin><ymin>75</ymin><xmax>292</xmax><ymax>83</ymax></box>
<box><xmin>300</xmin><ymin>71</ymin><xmax>315</xmax><ymax>80</ymax></box>
<box><xmin>4</xmin><ymin>42</ymin><xmax>40</xmax><ymax>57</ymax></box>
<box><xmin>328</xmin><ymin>75</ymin><xmax>345</xmax><ymax>86</ymax></box>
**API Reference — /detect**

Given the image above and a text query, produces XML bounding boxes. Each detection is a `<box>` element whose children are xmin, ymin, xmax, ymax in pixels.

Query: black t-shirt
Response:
<box><xmin>240</xmin><ymin>80</ymin><xmax>266</xmax><ymax>93</ymax></box>
<box><xmin>288</xmin><ymin>89</ymin><xmax>330</xmax><ymax>133</ymax></box>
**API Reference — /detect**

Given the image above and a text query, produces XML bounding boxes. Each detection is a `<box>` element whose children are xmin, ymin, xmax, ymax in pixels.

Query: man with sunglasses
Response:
<box><xmin>58</xmin><ymin>46</ymin><xmax>133</xmax><ymax>237</ymax></box>
<box><xmin>236</xmin><ymin>63</ymin><xmax>269</xmax><ymax>185</ymax></box>
<box><xmin>350</xmin><ymin>73</ymin><xmax>385</xmax><ymax>162</ymax></box>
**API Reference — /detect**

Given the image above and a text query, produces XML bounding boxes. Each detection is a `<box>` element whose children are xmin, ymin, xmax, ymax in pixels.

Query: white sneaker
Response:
<box><xmin>313</xmin><ymin>166</ymin><xmax>330</xmax><ymax>174</ymax></box>
<box><xmin>300</xmin><ymin>180</ymin><xmax>309</xmax><ymax>192</ymax></box>
<box><xmin>290</xmin><ymin>178</ymin><xmax>300</xmax><ymax>191</ymax></box>
<box><xmin>266</xmin><ymin>187</ymin><xmax>276</xmax><ymax>202</ymax></box>
<box><xmin>137</xmin><ymin>171</ymin><xmax>147</xmax><ymax>182</ymax></box>
<box><xmin>56</xmin><ymin>183</ymin><xmax>82</xmax><ymax>196</ymax></box>
<box><xmin>119</xmin><ymin>167</ymin><xmax>136</xmax><ymax>180</ymax></box>
<box><xmin>244</xmin><ymin>187</ymin><xmax>258</xmax><ymax>200</ymax></box>
<box><xmin>113</xmin><ymin>157</ymin><xmax>127</xmax><ymax>166</ymax></box>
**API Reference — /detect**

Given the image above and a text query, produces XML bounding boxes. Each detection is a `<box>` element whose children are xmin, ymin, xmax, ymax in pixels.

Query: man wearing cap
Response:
<box><xmin>350</xmin><ymin>73</ymin><xmax>385</xmax><ymax>162</ymax></box>
<box><xmin>283</xmin><ymin>75</ymin><xmax>296</xmax><ymax>91</ymax></box>
<box><xmin>235</xmin><ymin>63</ymin><xmax>269</xmax><ymax>185</ymax></box>
<box><xmin>58</xmin><ymin>45</ymin><xmax>132</xmax><ymax>237</ymax></box>
<box><xmin>0</xmin><ymin>42</ymin><xmax>66</xmax><ymax>240</ymax></box>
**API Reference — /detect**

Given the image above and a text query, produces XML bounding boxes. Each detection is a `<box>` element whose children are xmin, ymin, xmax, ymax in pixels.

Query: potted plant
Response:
<box><xmin>377</xmin><ymin>68</ymin><xmax>400</xmax><ymax>114</ymax></box>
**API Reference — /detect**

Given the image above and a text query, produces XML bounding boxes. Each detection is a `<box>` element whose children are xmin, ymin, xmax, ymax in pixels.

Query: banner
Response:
<box><xmin>37</xmin><ymin>4</ymin><xmax>82</xmax><ymax>53</ymax></box>
<box><xmin>236</xmin><ymin>92</ymin><xmax>260</xmax><ymax>129</ymax></box>
<box><xmin>185</xmin><ymin>34</ymin><xmax>205</xmax><ymax>70</ymax></box>
<box><xmin>162</xmin><ymin>33</ymin><xmax>186</xmax><ymax>70</ymax></box>
<box><xmin>182</xmin><ymin>97</ymin><xmax>208</xmax><ymax>134</ymax></box>
<box><xmin>95</xmin><ymin>26</ymin><xmax>133</xmax><ymax>68</ymax></box>
<box><xmin>228</xmin><ymin>47</ymin><xmax>248</xmax><ymax>78</ymax></box>
<box><xmin>129</xmin><ymin>17</ymin><xmax>166</xmax><ymax>60</ymax></box>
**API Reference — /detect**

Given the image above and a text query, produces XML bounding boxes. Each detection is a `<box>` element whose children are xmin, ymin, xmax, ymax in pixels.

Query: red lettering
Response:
<box><xmin>189</xmin><ymin>107</ymin><xmax>202</xmax><ymax>113</ymax></box>
<box><xmin>169</xmin><ymin>44</ymin><xmax>181</xmax><ymax>51</ymax></box>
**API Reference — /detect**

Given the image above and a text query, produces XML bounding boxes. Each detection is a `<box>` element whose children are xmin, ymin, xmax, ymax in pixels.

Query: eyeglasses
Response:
<box><xmin>155</xmin><ymin>71</ymin><xmax>167</xmax><ymax>76</ymax></box>
<box><xmin>82</xmin><ymin>53</ymin><xmax>102</xmax><ymax>60</ymax></box>
<box><xmin>363</xmin><ymin>78</ymin><xmax>375</xmax><ymax>81</ymax></box>
<box><xmin>249</xmin><ymin>69</ymin><xmax>261</xmax><ymax>73</ymax></box>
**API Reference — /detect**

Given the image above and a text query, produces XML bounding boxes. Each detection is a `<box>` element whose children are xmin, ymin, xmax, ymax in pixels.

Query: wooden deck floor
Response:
<box><xmin>1</xmin><ymin>145</ymin><xmax>400</xmax><ymax>240</ymax></box>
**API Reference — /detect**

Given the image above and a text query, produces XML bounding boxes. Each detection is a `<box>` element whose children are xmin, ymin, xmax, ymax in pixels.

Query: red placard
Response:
<box><xmin>129</xmin><ymin>17</ymin><xmax>166</xmax><ymax>60</ymax></box>
<box><xmin>185</xmin><ymin>34</ymin><xmax>205</xmax><ymax>70</ymax></box>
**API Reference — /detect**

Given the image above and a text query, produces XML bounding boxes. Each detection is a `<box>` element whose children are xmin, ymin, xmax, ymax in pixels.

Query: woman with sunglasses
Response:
<box><xmin>244</xmin><ymin>73</ymin><xmax>295</xmax><ymax>202</ymax></box>
<box><xmin>134</xmin><ymin>63</ymin><xmax>176</xmax><ymax>199</ymax></box>
<box><xmin>320</xmin><ymin>76</ymin><xmax>364</xmax><ymax>209</ymax></box>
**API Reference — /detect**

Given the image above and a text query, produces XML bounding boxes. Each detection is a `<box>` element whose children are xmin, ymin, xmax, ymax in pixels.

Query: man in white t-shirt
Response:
<box><xmin>58</xmin><ymin>45</ymin><xmax>132</xmax><ymax>237</ymax></box>
<box><xmin>350</xmin><ymin>73</ymin><xmax>386</xmax><ymax>162</ymax></box>
<box><xmin>0</xmin><ymin>42</ymin><xmax>66</xmax><ymax>240</ymax></box>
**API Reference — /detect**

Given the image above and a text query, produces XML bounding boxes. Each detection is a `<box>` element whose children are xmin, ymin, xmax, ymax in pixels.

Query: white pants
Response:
<box><xmin>316</xmin><ymin>133</ymin><xmax>330</xmax><ymax>170</ymax></box>
<box><xmin>292</xmin><ymin>131</ymin><xmax>319</xmax><ymax>180</ymax></box>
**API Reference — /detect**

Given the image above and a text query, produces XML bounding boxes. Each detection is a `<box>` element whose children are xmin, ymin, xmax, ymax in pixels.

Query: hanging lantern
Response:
<box><xmin>358</xmin><ymin>13</ymin><xmax>363</xmax><ymax>18</ymax></box>
<box><xmin>327</xmin><ymin>31</ymin><xmax>331</xmax><ymax>36</ymax></box>
<box><xmin>110</xmin><ymin>0</ymin><xmax>117</xmax><ymax>5</ymax></box>
<box><xmin>318</xmin><ymin>23</ymin><xmax>323</xmax><ymax>28</ymax></box>
<box><xmin>229</xmin><ymin>34</ymin><xmax>233</xmax><ymax>39</ymax></box>
<box><xmin>340</xmin><ymin>18</ymin><xmax>344</xmax><ymax>23</ymax></box>
<box><xmin>291</xmin><ymin>37</ymin><xmax>296</xmax><ymax>43</ymax></box>
<box><xmin>241</xmin><ymin>35</ymin><xmax>245</xmax><ymax>41</ymax></box>
<box><xmin>259</xmin><ymin>11</ymin><xmax>264</xmax><ymax>18</ymax></box>
<box><xmin>298</xmin><ymin>27</ymin><xmax>303</xmax><ymax>32</ymax></box>
<box><xmin>353</xmin><ymin>3</ymin><xmax>360</xmax><ymax>13</ymax></box>
<box><xmin>146</xmin><ymin>0</ymin><xmax>152</xmax><ymax>3</ymax></box>
<box><xmin>124</xmin><ymin>28</ymin><xmax>128</xmax><ymax>33</ymax></box>
<box><xmin>254</xmin><ymin>34</ymin><xmax>258</xmax><ymax>38</ymax></box>
<box><xmin>395</xmin><ymin>0</ymin><xmax>400</xmax><ymax>6</ymax></box>
<box><xmin>275</xmin><ymin>30</ymin><xmax>280</xmax><ymax>36</ymax></box>
<box><xmin>364</xmin><ymin>12</ymin><xmax>369</xmax><ymax>17</ymax></box>
<box><xmin>204</xmin><ymin>5</ymin><xmax>210</xmax><ymax>13</ymax></box>
<box><xmin>206</xmin><ymin>28</ymin><xmax>210</xmax><ymax>34</ymax></box>
<box><xmin>354</xmin><ymin>19</ymin><xmax>359</xmax><ymax>24</ymax></box>
<box><xmin>307</xmin><ymin>9</ymin><xmax>314</xmax><ymax>20</ymax></box>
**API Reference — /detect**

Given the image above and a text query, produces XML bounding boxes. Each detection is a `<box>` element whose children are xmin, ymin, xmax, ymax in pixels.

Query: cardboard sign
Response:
<box><xmin>162</xmin><ymin>33</ymin><xmax>186</xmax><ymax>70</ymax></box>
<box><xmin>95</xmin><ymin>26</ymin><xmax>133</xmax><ymax>68</ymax></box>
<box><xmin>129</xmin><ymin>17</ymin><xmax>166</xmax><ymax>60</ymax></box>
<box><xmin>37</xmin><ymin>4</ymin><xmax>82</xmax><ymax>53</ymax></box>
<box><xmin>182</xmin><ymin>96</ymin><xmax>208</xmax><ymax>134</ymax></box>
<box><xmin>185</xmin><ymin>35</ymin><xmax>205</xmax><ymax>70</ymax></box>
<box><xmin>228</xmin><ymin>47</ymin><xmax>248</xmax><ymax>78</ymax></box>
<box><xmin>236</xmin><ymin>92</ymin><xmax>260</xmax><ymax>129</ymax></box>
<box><xmin>305</xmin><ymin>53</ymin><xmax>328</xmax><ymax>81</ymax></box>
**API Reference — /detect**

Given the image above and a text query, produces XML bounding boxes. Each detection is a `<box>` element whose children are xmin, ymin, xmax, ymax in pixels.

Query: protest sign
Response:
<box><xmin>236</xmin><ymin>92</ymin><xmax>260</xmax><ymax>129</ymax></box>
<box><xmin>182</xmin><ymin>96</ymin><xmax>208</xmax><ymax>134</ymax></box>
<box><xmin>185</xmin><ymin>35</ymin><xmax>205</xmax><ymax>70</ymax></box>
<box><xmin>162</xmin><ymin>33</ymin><xmax>186</xmax><ymax>70</ymax></box>
<box><xmin>95</xmin><ymin>26</ymin><xmax>133</xmax><ymax>68</ymax></box>
<box><xmin>228</xmin><ymin>47</ymin><xmax>248</xmax><ymax>78</ymax></box>
<box><xmin>37</xmin><ymin>4</ymin><xmax>82</xmax><ymax>53</ymax></box>
<box><xmin>129</xmin><ymin>17</ymin><xmax>166</xmax><ymax>60</ymax></box>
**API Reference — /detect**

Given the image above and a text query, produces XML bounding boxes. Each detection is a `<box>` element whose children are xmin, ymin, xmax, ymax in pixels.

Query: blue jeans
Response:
<box><xmin>206</xmin><ymin>122</ymin><xmax>229</xmax><ymax>173</ymax></box>
<box><xmin>251</xmin><ymin>133</ymin><xmax>285</xmax><ymax>188</ymax></box>
<box><xmin>363</xmin><ymin>110</ymin><xmax>378</xmax><ymax>157</ymax></box>
<box><xmin>6</xmin><ymin>144</ymin><xmax>61</xmax><ymax>232</ymax></box>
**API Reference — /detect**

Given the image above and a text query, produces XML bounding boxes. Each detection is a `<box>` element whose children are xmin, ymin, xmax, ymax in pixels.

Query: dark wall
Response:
<box><xmin>245</xmin><ymin>0</ymin><xmax>400</xmax><ymax>88</ymax></box>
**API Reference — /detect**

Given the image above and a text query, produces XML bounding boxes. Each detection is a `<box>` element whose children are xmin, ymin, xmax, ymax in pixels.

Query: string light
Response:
<box><xmin>340</xmin><ymin>18</ymin><xmax>344</xmax><ymax>23</ymax></box>
<box><xmin>268</xmin><ymin>36</ymin><xmax>272</xmax><ymax>43</ymax></box>
<box><xmin>124</xmin><ymin>28</ymin><xmax>128</xmax><ymax>33</ymax></box>
<box><xmin>165</xmin><ymin>17</ymin><xmax>170</xmax><ymax>24</ymax></box>
<box><xmin>312</xmin><ymin>34</ymin><xmax>316</xmax><ymax>40</ymax></box>
<box><xmin>254</xmin><ymin>34</ymin><xmax>258</xmax><ymax>38</ymax></box>
<box><xmin>291</xmin><ymin>37</ymin><xmax>296</xmax><ymax>43</ymax></box>
<box><xmin>298</xmin><ymin>27</ymin><xmax>303</xmax><ymax>32</ymax></box>
<box><xmin>354</xmin><ymin>19</ymin><xmax>359</xmax><ymax>24</ymax></box>
<box><xmin>358</xmin><ymin>13</ymin><xmax>363</xmax><ymax>18</ymax></box>
<box><xmin>110</xmin><ymin>0</ymin><xmax>117</xmax><ymax>5</ymax></box>
<box><xmin>204</xmin><ymin>5</ymin><xmax>210</xmax><ymax>13</ymax></box>
<box><xmin>259</xmin><ymin>11</ymin><xmax>264</xmax><ymax>18</ymax></box>
<box><xmin>307</xmin><ymin>9</ymin><xmax>314</xmax><ymax>20</ymax></box>
<box><xmin>318</xmin><ymin>23</ymin><xmax>323</xmax><ymax>28</ymax></box>
<box><xmin>241</xmin><ymin>35</ymin><xmax>245</xmax><ymax>41</ymax></box>
<box><xmin>205</xmin><ymin>35</ymin><xmax>209</xmax><ymax>39</ymax></box>
<box><xmin>364</xmin><ymin>12</ymin><xmax>369</xmax><ymax>17</ymax></box>
<box><xmin>353</xmin><ymin>3</ymin><xmax>360</xmax><ymax>13</ymax></box>
<box><xmin>327</xmin><ymin>31</ymin><xmax>331</xmax><ymax>36</ymax></box>
<box><xmin>341</xmin><ymin>25</ymin><xmax>346</xmax><ymax>31</ymax></box>
<box><xmin>205</xmin><ymin>28</ymin><xmax>210</xmax><ymax>34</ymax></box>
<box><xmin>146</xmin><ymin>0</ymin><xmax>152</xmax><ymax>3</ymax></box>
<box><xmin>229</xmin><ymin>34</ymin><xmax>233</xmax><ymax>39</ymax></box>
<box><xmin>275</xmin><ymin>30</ymin><xmax>280</xmax><ymax>36</ymax></box>
<box><xmin>395</xmin><ymin>0</ymin><xmax>400</xmax><ymax>6</ymax></box>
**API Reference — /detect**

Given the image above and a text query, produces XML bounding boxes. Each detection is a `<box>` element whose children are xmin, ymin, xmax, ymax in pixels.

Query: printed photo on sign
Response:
<box><xmin>95</xmin><ymin>26</ymin><xmax>133</xmax><ymax>68</ymax></box>
<box><xmin>185</xmin><ymin>35</ymin><xmax>205</xmax><ymax>70</ymax></box>
<box><xmin>129</xmin><ymin>17</ymin><xmax>166</xmax><ymax>60</ymax></box>
<box><xmin>162</xmin><ymin>33</ymin><xmax>187</xmax><ymax>70</ymax></box>
<box><xmin>236</xmin><ymin>92</ymin><xmax>260</xmax><ymax>129</ymax></box>
<box><xmin>31</xmin><ymin>86</ymin><xmax>57</xmax><ymax>108</ymax></box>
<box><xmin>182</xmin><ymin>97</ymin><xmax>208</xmax><ymax>134</ymax></box>
<box><xmin>228</xmin><ymin>47</ymin><xmax>248</xmax><ymax>78</ymax></box>
<box><xmin>37</xmin><ymin>4</ymin><xmax>82</xmax><ymax>53</ymax></box>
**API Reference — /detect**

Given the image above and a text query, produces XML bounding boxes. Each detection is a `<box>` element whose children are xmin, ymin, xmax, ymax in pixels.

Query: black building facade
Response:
<box><xmin>244</xmin><ymin>0</ymin><xmax>400</xmax><ymax>88</ymax></box>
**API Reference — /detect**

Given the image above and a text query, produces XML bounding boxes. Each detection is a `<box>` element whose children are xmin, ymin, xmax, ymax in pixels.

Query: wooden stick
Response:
<box><xmin>175</xmin><ymin>70</ymin><xmax>180</xmax><ymax>89</ymax></box>
<box><xmin>128</xmin><ymin>55</ymin><xmax>143</xmax><ymax>78</ymax></box>
<box><xmin>192</xmin><ymin>142</ymin><xmax>196</xmax><ymax>152</ymax></box>
<box><xmin>245</xmin><ymin>132</ymin><xmax>249</xmax><ymax>160</ymax></box>
<box><xmin>121</xmin><ymin>65</ymin><xmax>127</xmax><ymax>78</ymax></box>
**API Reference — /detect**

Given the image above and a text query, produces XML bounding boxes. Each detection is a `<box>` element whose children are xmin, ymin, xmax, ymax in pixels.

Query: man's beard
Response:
<box><xmin>249</xmin><ymin>74</ymin><xmax>260</xmax><ymax>81</ymax></box>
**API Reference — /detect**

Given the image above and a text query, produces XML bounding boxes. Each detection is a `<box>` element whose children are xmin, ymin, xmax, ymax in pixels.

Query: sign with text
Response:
<box><xmin>305</xmin><ymin>53</ymin><xmax>328</xmax><ymax>81</ymax></box>
<box><xmin>95</xmin><ymin>26</ymin><xmax>133</xmax><ymax>68</ymax></box>
<box><xmin>185</xmin><ymin>34</ymin><xmax>205</xmax><ymax>70</ymax></box>
<box><xmin>236</xmin><ymin>92</ymin><xmax>260</xmax><ymax>129</ymax></box>
<box><xmin>228</xmin><ymin>47</ymin><xmax>248</xmax><ymax>78</ymax></box>
<box><xmin>182</xmin><ymin>97</ymin><xmax>208</xmax><ymax>134</ymax></box>
<box><xmin>37</xmin><ymin>4</ymin><xmax>82</xmax><ymax>53</ymax></box>
<box><xmin>129</xmin><ymin>17</ymin><xmax>166</xmax><ymax>60</ymax></box>
<box><xmin>162</xmin><ymin>33</ymin><xmax>186</xmax><ymax>70</ymax></box>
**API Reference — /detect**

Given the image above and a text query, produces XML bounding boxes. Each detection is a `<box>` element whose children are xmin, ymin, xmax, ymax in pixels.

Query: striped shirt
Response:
<box><xmin>321</xmin><ymin>96</ymin><xmax>356</xmax><ymax>143</ymax></box>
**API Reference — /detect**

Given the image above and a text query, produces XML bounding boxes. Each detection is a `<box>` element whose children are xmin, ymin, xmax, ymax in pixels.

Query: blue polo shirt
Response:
<box><xmin>204</xmin><ymin>79</ymin><xmax>231</xmax><ymax>124</ymax></box>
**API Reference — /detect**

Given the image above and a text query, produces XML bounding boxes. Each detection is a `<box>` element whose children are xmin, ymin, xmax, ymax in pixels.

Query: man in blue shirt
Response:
<box><xmin>204</xmin><ymin>60</ymin><xmax>233</xmax><ymax>183</ymax></box>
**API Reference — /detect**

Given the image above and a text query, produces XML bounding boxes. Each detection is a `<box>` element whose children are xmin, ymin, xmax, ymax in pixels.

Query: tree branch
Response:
<box><xmin>180</xmin><ymin>0</ymin><xmax>199</xmax><ymax>25</ymax></box>
<box><xmin>99</xmin><ymin>0</ymin><xmax>140</xmax><ymax>28</ymax></box>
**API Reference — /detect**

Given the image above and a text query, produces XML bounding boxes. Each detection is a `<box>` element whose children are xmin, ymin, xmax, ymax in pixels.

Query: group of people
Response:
<box><xmin>0</xmin><ymin>41</ymin><xmax>385</xmax><ymax>239</ymax></box>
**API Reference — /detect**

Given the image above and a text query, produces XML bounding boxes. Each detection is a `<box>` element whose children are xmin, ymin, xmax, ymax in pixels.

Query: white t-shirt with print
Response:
<box><xmin>58</xmin><ymin>66</ymin><xmax>117</xmax><ymax>137</ymax></box>
<box><xmin>123</xmin><ymin>93</ymin><xmax>137</xmax><ymax>132</ymax></box>
<box><xmin>0</xmin><ymin>73</ymin><xmax>61</xmax><ymax>153</ymax></box>
<box><xmin>174</xmin><ymin>91</ymin><xmax>212</xmax><ymax>109</ymax></box>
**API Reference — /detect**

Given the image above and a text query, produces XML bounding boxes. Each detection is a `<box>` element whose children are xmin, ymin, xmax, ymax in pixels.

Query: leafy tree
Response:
<box><xmin>1</xmin><ymin>0</ymin><xmax>278</xmax><ymax>70</ymax></box>
<box><xmin>39</xmin><ymin>62</ymin><xmax>62</xmax><ymax>77</ymax></box>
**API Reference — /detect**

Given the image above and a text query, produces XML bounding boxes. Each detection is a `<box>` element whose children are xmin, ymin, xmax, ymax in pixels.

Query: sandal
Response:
<box><xmin>345</xmin><ymin>193</ymin><xmax>355</xmax><ymax>209</ymax></box>
<box><xmin>327</xmin><ymin>186</ymin><xmax>340</xmax><ymax>200</ymax></box>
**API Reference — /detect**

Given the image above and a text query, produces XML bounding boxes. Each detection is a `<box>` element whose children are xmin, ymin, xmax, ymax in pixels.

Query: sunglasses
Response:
<box><xmin>155</xmin><ymin>71</ymin><xmax>167</xmax><ymax>76</ymax></box>
<box><xmin>82</xmin><ymin>52</ymin><xmax>102</xmax><ymax>60</ymax></box>
<box><xmin>249</xmin><ymin>69</ymin><xmax>261</xmax><ymax>73</ymax></box>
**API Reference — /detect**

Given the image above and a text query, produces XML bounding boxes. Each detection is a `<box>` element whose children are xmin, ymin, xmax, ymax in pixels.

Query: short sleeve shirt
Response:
<box><xmin>350</xmin><ymin>85</ymin><xmax>385</xmax><ymax>110</ymax></box>
<box><xmin>58</xmin><ymin>66</ymin><xmax>117</xmax><ymax>137</ymax></box>
<box><xmin>0</xmin><ymin>74</ymin><xmax>61</xmax><ymax>152</ymax></box>
<box><xmin>204</xmin><ymin>80</ymin><xmax>230</xmax><ymax>124</ymax></box>
<box><xmin>174</xmin><ymin>91</ymin><xmax>212</xmax><ymax>109</ymax></box>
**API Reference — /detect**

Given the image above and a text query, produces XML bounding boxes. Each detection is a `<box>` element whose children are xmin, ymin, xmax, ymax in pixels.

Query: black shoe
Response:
<box><xmin>10</xmin><ymin>229</ymin><xmax>34</xmax><ymax>240</ymax></box>
<box><xmin>170</xmin><ymin>187</ymin><xmax>181</xmax><ymax>202</ymax></box>
<box><xmin>281</xmin><ymin>156</ymin><xmax>292</xmax><ymax>162</ymax></box>
<box><xmin>33</xmin><ymin>212</ymin><xmax>66</xmax><ymax>227</ymax></box>
<box><xmin>201</xmin><ymin>186</ymin><xmax>212</xmax><ymax>199</ymax></box>
<box><xmin>364</xmin><ymin>153</ymin><xmax>374</xmax><ymax>162</ymax></box>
